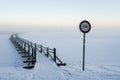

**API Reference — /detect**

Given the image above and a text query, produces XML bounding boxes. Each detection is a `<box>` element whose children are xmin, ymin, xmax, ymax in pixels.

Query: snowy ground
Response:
<box><xmin>0</xmin><ymin>27</ymin><xmax>120</xmax><ymax>80</ymax></box>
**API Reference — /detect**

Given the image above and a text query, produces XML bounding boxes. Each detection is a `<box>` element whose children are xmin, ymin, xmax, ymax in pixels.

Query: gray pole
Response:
<box><xmin>82</xmin><ymin>33</ymin><xmax>86</xmax><ymax>71</ymax></box>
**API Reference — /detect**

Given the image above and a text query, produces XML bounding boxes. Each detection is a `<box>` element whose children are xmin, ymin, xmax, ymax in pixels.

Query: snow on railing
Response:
<box><xmin>10</xmin><ymin>34</ymin><xmax>66</xmax><ymax>69</ymax></box>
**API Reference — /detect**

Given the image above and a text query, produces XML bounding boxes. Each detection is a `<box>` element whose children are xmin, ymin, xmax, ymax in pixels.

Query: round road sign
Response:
<box><xmin>79</xmin><ymin>20</ymin><xmax>91</xmax><ymax>33</ymax></box>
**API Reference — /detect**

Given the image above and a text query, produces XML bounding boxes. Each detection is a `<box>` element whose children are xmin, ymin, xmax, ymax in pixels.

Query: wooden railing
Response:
<box><xmin>10</xmin><ymin>34</ymin><xmax>66</xmax><ymax>69</ymax></box>
<box><xmin>36</xmin><ymin>44</ymin><xmax>66</xmax><ymax>66</ymax></box>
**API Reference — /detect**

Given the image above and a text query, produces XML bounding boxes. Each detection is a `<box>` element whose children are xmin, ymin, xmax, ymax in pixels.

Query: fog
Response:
<box><xmin>0</xmin><ymin>25</ymin><xmax>76</xmax><ymax>33</ymax></box>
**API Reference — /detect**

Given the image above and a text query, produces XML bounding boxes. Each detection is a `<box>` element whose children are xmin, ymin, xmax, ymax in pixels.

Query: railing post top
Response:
<box><xmin>30</xmin><ymin>42</ymin><xmax>32</xmax><ymax>44</ymax></box>
<box><xmin>41</xmin><ymin>45</ymin><xmax>42</xmax><ymax>47</ymax></box>
<box><xmin>54</xmin><ymin>48</ymin><xmax>56</xmax><ymax>53</ymax></box>
<box><xmin>35</xmin><ymin>43</ymin><xmax>37</xmax><ymax>48</ymax></box>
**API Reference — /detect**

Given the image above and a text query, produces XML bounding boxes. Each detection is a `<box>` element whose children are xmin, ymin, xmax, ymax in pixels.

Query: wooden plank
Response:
<box><xmin>57</xmin><ymin>63</ymin><xmax>66</xmax><ymax>66</ymax></box>
<box><xmin>23</xmin><ymin>66</ymin><xmax>34</xmax><ymax>69</ymax></box>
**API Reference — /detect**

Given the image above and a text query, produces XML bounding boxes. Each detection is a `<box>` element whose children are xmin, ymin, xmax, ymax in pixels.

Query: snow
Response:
<box><xmin>0</xmin><ymin>27</ymin><xmax>120</xmax><ymax>80</ymax></box>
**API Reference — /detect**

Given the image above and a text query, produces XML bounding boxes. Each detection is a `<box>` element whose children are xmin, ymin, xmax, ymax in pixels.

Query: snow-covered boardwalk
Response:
<box><xmin>0</xmin><ymin>34</ymin><xmax>65</xmax><ymax>80</ymax></box>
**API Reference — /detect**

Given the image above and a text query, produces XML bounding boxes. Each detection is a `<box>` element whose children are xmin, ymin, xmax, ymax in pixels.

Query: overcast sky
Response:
<box><xmin>0</xmin><ymin>0</ymin><xmax>120</xmax><ymax>32</ymax></box>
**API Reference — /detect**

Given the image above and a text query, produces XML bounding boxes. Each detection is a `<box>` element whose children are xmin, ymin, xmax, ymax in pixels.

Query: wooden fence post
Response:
<box><xmin>40</xmin><ymin>45</ymin><xmax>42</xmax><ymax>53</ymax></box>
<box><xmin>32</xmin><ymin>47</ymin><xmax>34</xmax><ymax>64</ymax></box>
<box><xmin>47</xmin><ymin>47</ymin><xmax>49</xmax><ymax>57</ymax></box>
<box><xmin>21</xmin><ymin>39</ymin><xmax>23</xmax><ymax>49</ymax></box>
<box><xmin>24</xmin><ymin>40</ymin><xmax>26</xmax><ymax>52</ymax></box>
<box><xmin>28</xmin><ymin>41</ymin><xmax>30</xmax><ymax>53</ymax></box>
<box><xmin>54</xmin><ymin>48</ymin><xmax>56</xmax><ymax>63</ymax></box>
<box><xmin>34</xmin><ymin>43</ymin><xmax>37</xmax><ymax>62</ymax></box>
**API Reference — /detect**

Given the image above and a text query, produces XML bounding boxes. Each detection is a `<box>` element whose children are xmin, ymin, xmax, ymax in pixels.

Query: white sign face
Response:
<box><xmin>79</xmin><ymin>20</ymin><xmax>91</xmax><ymax>33</ymax></box>
<box><xmin>81</xmin><ymin>22</ymin><xmax>90</xmax><ymax>32</ymax></box>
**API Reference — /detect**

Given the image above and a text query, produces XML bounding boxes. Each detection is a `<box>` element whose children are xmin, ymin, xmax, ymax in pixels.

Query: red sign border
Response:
<box><xmin>79</xmin><ymin>20</ymin><xmax>91</xmax><ymax>33</ymax></box>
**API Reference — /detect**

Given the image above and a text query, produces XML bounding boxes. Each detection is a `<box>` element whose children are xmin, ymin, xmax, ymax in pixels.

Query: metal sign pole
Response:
<box><xmin>83</xmin><ymin>33</ymin><xmax>86</xmax><ymax>71</ymax></box>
